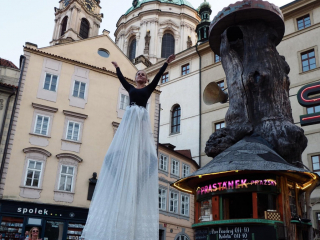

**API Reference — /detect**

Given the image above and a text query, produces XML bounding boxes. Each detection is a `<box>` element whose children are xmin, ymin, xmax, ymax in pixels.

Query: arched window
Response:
<box><xmin>161</xmin><ymin>33</ymin><xmax>175</xmax><ymax>58</ymax></box>
<box><xmin>171</xmin><ymin>105</ymin><xmax>181</xmax><ymax>134</ymax></box>
<box><xmin>79</xmin><ymin>18</ymin><xmax>90</xmax><ymax>39</ymax></box>
<box><xmin>175</xmin><ymin>235</ymin><xmax>190</xmax><ymax>240</ymax></box>
<box><xmin>128</xmin><ymin>38</ymin><xmax>136</xmax><ymax>61</ymax></box>
<box><xmin>61</xmin><ymin>16</ymin><xmax>68</xmax><ymax>36</ymax></box>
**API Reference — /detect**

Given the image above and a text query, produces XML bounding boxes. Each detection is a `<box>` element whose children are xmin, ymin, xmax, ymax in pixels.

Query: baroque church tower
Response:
<box><xmin>50</xmin><ymin>0</ymin><xmax>103</xmax><ymax>45</ymax></box>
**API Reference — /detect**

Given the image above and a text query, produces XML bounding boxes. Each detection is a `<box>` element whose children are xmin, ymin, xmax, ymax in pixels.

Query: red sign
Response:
<box><xmin>297</xmin><ymin>82</ymin><xmax>320</xmax><ymax>126</ymax></box>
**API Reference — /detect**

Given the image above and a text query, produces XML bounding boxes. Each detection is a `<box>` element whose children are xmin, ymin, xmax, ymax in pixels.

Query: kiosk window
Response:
<box><xmin>257</xmin><ymin>193</ymin><xmax>277</xmax><ymax>219</ymax></box>
<box><xmin>200</xmin><ymin>199</ymin><xmax>212</xmax><ymax>222</ymax></box>
<box><xmin>223</xmin><ymin>193</ymin><xmax>252</xmax><ymax>219</ymax></box>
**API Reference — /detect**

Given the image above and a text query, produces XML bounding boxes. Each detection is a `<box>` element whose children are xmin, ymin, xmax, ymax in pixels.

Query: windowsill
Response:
<box><xmin>20</xmin><ymin>185</ymin><xmax>42</xmax><ymax>190</ymax></box>
<box><xmin>299</xmin><ymin>67</ymin><xmax>320</xmax><ymax>75</ymax></box>
<box><xmin>169</xmin><ymin>132</ymin><xmax>181</xmax><ymax>137</ymax></box>
<box><xmin>170</xmin><ymin>174</ymin><xmax>180</xmax><ymax>179</ymax></box>
<box><xmin>159</xmin><ymin>210</ymin><xmax>190</xmax><ymax>220</ymax></box>
<box><xmin>29</xmin><ymin>133</ymin><xmax>51</xmax><ymax>138</ymax></box>
<box><xmin>43</xmin><ymin>89</ymin><xmax>57</xmax><ymax>93</ymax></box>
<box><xmin>159</xmin><ymin>169</ymin><xmax>168</xmax><ymax>176</ymax></box>
<box><xmin>54</xmin><ymin>190</ymin><xmax>75</xmax><ymax>194</ymax></box>
<box><xmin>61</xmin><ymin>139</ymin><xmax>82</xmax><ymax>144</ymax></box>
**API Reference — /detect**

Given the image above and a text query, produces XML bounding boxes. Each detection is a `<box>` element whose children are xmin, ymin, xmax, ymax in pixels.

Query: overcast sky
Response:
<box><xmin>0</xmin><ymin>0</ymin><xmax>293</xmax><ymax>67</ymax></box>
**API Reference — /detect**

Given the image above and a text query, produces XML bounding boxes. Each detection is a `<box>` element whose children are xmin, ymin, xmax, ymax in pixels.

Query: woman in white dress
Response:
<box><xmin>81</xmin><ymin>54</ymin><xmax>175</xmax><ymax>240</ymax></box>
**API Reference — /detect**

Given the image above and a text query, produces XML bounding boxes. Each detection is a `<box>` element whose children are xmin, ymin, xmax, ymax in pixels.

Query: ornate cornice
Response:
<box><xmin>63</xmin><ymin>110</ymin><xmax>88</xmax><ymax>119</ymax></box>
<box><xmin>159</xmin><ymin>19</ymin><xmax>179</xmax><ymax>28</ymax></box>
<box><xmin>140</xmin><ymin>18</ymin><xmax>159</xmax><ymax>26</ymax></box>
<box><xmin>32</xmin><ymin>103</ymin><xmax>58</xmax><ymax>113</ymax></box>
<box><xmin>23</xmin><ymin>147</ymin><xmax>52</xmax><ymax>157</ymax></box>
<box><xmin>56</xmin><ymin>153</ymin><xmax>83</xmax><ymax>162</ymax></box>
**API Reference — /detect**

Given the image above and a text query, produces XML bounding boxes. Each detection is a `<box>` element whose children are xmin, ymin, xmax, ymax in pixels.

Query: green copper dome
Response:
<box><xmin>125</xmin><ymin>0</ymin><xmax>195</xmax><ymax>15</ymax></box>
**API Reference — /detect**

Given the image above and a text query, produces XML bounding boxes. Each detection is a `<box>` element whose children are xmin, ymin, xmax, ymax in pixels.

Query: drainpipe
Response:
<box><xmin>195</xmin><ymin>43</ymin><xmax>202</xmax><ymax>167</ymax></box>
<box><xmin>157</xmin><ymin>103</ymin><xmax>161</xmax><ymax>155</ymax></box>
<box><xmin>0</xmin><ymin>90</ymin><xmax>16</xmax><ymax>145</ymax></box>
<box><xmin>0</xmin><ymin>55</ymin><xmax>26</xmax><ymax>185</ymax></box>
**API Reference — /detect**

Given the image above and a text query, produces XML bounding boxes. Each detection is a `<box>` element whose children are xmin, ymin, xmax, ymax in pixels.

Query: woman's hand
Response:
<box><xmin>166</xmin><ymin>54</ymin><xmax>175</xmax><ymax>64</ymax></box>
<box><xmin>112</xmin><ymin>61</ymin><xmax>119</xmax><ymax>68</ymax></box>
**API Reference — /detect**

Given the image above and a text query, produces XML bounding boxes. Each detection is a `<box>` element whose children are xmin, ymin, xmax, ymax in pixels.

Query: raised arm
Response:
<box><xmin>112</xmin><ymin>61</ymin><xmax>132</xmax><ymax>92</ymax></box>
<box><xmin>147</xmin><ymin>54</ymin><xmax>175</xmax><ymax>92</ymax></box>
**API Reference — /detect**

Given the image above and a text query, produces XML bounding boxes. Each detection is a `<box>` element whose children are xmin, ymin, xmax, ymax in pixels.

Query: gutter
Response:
<box><xmin>195</xmin><ymin>43</ymin><xmax>202</xmax><ymax>167</ymax></box>
<box><xmin>157</xmin><ymin>103</ymin><xmax>161</xmax><ymax>155</ymax></box>
<box><xmin>0</xmin><ymin>55</ymin><xmax>26</xmax><ymax>185</ymax></box>
<box><xmin>0</xmin><ymin>90</ymin><xmax>16</xmax><ymax>145</ymax></box>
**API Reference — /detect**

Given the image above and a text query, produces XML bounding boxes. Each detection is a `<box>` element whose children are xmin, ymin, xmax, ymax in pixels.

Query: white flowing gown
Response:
<box><xmin>81</xmin><ymin>105</ymin><xmax>159</xmax><ymax>240</ymax></box>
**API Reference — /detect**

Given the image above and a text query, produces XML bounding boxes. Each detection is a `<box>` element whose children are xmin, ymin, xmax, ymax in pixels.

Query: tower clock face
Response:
<box><xmin>84</xmin><ymin>0</ymin><xmax>95</xmax><ymax>12</ymax></box>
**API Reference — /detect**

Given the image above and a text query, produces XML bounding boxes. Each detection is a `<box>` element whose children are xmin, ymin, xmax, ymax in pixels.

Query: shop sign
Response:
<box><xmin>197</xmin><ymin>179</ymin><xmax>277</xmax><ymax>195</ymax></box>
<box><xmin>297</xmin><ymin>81</ymin><xmax>320</xmax><ymax>126</ymax></box>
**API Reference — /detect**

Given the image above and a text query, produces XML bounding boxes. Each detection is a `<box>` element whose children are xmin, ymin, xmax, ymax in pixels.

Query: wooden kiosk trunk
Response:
<box><xmin>172</xmin><ymin>136</ymin><xmax>319</xmax><ymax>240</ymax></box>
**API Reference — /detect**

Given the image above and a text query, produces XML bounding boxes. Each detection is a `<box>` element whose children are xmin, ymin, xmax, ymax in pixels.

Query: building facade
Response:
<box><xmin>147</xmin><ymin>0</ymin><xmax>320</xmax><ymax>230</ymax></box>
<box><xmin>114</xmin><ymin>0</ymin><xmax>200</xmax><ymax>65</ymax></box>
<box><xmin>158</xmin><ymin>143</ymin><xmax>199</xmax><ymax>240</ymax></box>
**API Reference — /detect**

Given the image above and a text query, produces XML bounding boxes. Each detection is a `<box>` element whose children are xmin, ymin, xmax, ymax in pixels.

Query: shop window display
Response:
<box><xmin>44</xmin><ymin>221</ymin><xmax>64</xmax><ymax>240</ymax></box>
<box><xmin>199</xmin><ymin>199</ymin><xmax>212</xmax><ymax>222</ymax></box>
<box><xmin>0</xmin><ymin>216</ymin><xmax>23</xmax><ymax>239</ymax></box>
<box><xmin>67</xmin><ymin>223</ymin><xmax>85</xmax><ymax>239</ymax></box>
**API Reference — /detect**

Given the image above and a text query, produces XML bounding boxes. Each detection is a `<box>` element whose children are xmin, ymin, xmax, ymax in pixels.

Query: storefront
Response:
<box><xmin>0</xmin><ymin>200</ymin><xmax>88</xmax><ymax>240</ymax></box>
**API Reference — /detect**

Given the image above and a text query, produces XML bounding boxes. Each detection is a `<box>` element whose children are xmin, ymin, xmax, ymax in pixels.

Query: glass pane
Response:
<box><xmin>34</xmin><ymin>171</ymin><xmax>40</xmax><ymax>180</ymax></box>
<box><xmin>50</xmin><ymin>75</ymin><xmax>58</xmax><ymax>91</ymax></box>
<box><xmin>41</xmin><ymin>117</ymin><xmax>49</xmax><ymax>135</ymax></box>
<box><xmin>307</xmin><ymin>107</ymin><xmax>314</xmax><ymax>114</ymax></box>
<box><xmin>61</xmin><ymin>166</ymin><xmax>67</xmax><ymax>173</ymax></box>
<box><xmin>301</xmin><ymin>54</ymin><xmax>308</xmax><ymax>60</ymax></box>
<box><xmin>302</xmin><ymin>60</ymin><xmax>309</xmax><ymax>66</ymax></box>
<box><xmin>66</xmin><ymin>176</ymin><xmax>72</xmax><ymax>191</ymax></box>
<box><xmin>313</xmin><ymin>163</ymin><xmax>319</xmax><ymax>170</ymax></box>
<box><xmin>26</xmin><ymin>178</ymin><xmax>32</xmax><ymax>186</ymax></box>
<box><xmin>129</xmin><ymin>39</ymin><xmax>137</xmax><ymax>61</ymax></box>
<box><xmin>32</xmin><ymin>179</ymin><xmax>39</xmax><ymax>187</ymax></box>
<box><xmin>73</xmin><ymin>123</ymin><xmax>79</xmax><ymax>141</ymax></box>
<box><xmin>59</xmin><ymin>175</ymin><xmax>66</xmax><ymax>190</ymax></box>
<box><xmin>221</xmin><ymin>122</ymin><xmax>225</xmax><ymax>128</ymax></box>
<box><xmin>303</xmin><ymin>66</ymin><xmax>309</xmax><ymax>72</ymax></box>
<box><xmin>44</xmin><ymin>74</ymin><xmax>51</xmax><ymax>90</ymax></box>
<box><xmin>44</xmin><ymin>221</ymin><xmax>64</xmax><ymax>240</ymax></box>
<box><xmin>310</xmin><ymin>64</ymin><xmax>316</xmax><ymax>70</ymax></box>
<box><xmin>67</xmin><ymin>122</ymin><xmax>74</xmax><ymax>139</ymax></box>
<box><xmin>35</xmin><ymin>116</ymin><xmax>43</xmax><ymax>134</ymax></box>
<box><xmin>73</xmin><ymin>81</ymin><xmax>80</xmax><ymax>97</ymax></box>
<box><xmin>98</xmin><ymin>49</ymin><xmax>110</xmax><ymax>58</ymax></box>
<box><xmin>27</xmin><ymin>170</ymin><xmax>33</xmax><ymax>179</ymax></box>
<box><xmin>315</xmin><ymin>106</ymin><xmax>320</xmax><ymax>113</ymax></box>
<box><xmin>79</xmin><ymin>82</ymin><xmax>86</xmax><ymax>99</ymax></box>
<box><xmin>35</xmin><ymin>162</ymin><xmax>42</xmax><ymax>170</ymax></box>
<box><xmin>29</xmin><ymin>161</ymin><xmax>35</xmax><ymax>168</ymax></box>
<box><xmin>68</xmin><ymin>167</ymin><xmax>74</xmax><ymax>174</ymax></box>
<box><xmin>309</xmin><ymin>51</ymin><xmax>315</xmax><ymax>57</ymax></box>
<box><xmin>312</xmin><ymin>156</ymin><xmax>319</xmax><ymax>163</ymax></box>
<box><xmin>310</xmin><ymin>58</ymin><xmax>316</xmax><ymax>64</ymax></box>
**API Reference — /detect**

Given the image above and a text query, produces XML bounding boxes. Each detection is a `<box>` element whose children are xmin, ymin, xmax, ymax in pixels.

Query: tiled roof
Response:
<box><xmin>176</xmin><ymin>150</ymin><xmax>192</xmax><ymax>159</ymax></box>
<box><xmin>0</xmin><ymin>58</ymin><xmax>18</xmax><ymax>69</ymax></box>
<box><xmin>0</xmin><ymin>82</ymin><xmax>18</xmax><ymax>89</ymax></box>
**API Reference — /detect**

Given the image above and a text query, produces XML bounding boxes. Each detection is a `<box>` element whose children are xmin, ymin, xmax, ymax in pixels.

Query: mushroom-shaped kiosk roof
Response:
<box><xmin>209</xmin><ymin>0</ymin><xmax>285</xmax><ymax>55</ymax></box>
<box><xmin>172</xmin><ymin>136</ymin><xmax>318</xmax><ymax>194</ymax></box>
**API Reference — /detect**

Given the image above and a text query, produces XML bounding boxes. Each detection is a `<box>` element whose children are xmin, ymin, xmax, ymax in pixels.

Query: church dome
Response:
<box><xmin>198</xmin><ymin>0</ymin><xmax>211</xmax><ymax>11</ymax></box>
<box><xmin>125</xmin><ymin>0</ymin><xmax>194</xmax><ymax>15</ymax></box>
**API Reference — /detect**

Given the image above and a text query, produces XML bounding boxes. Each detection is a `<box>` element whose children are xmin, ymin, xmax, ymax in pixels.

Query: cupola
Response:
<box><xmin>195</xmin><ymin>0</ymin><xmax>212</xmax><ymax>42</ymax></box>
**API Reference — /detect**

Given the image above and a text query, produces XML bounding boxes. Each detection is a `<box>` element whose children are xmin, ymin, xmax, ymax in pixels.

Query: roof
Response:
<box><xmin>176</xmin><ymin>150</ymin><xmax>192</xmax><ymax>159</ymax></box>
<box><xmin>125</xmin><ymin>0</ymin><xmax>195</xmax><ymax>15</ymax></box>
<box><xmin>0</xmin><ymin>82</ymin><xmax>18</xmax><ymax>89</ymax></box>
<box><xmin>0</xmin><ymin>58</ymin><xmax>19</xmax><ymax>69</ymax></box>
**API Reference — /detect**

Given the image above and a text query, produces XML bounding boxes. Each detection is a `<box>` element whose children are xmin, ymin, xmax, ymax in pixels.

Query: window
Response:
<box><xmin>297</xmin><ymin>14</ymin><xmax>311</xmax><ymax>30</ymax></box>
<box><xmin>73</xmin><ymin>81</ymin><xmax>86</xmax><ymax>99</ymax></box>
<box><xmin>58</xmin><ymin>165</ymin><xmax>74</xmax><ymax>192</ymax></box>
<box><xmin>162</xmin><ymin>72</ymin><xmax>169</xmax><ymax>83</ymax></box>
<box><xmin>199</xmin><ymin>199</ymin><xmax>212</xmax><ymax>221</ymax></box>
<box><xmin>171</xmin><ymin>159</ymin><xmax>179</xmax><ymax>176</ymax></box>
<box><xmin>301</xmin><ymin>50</ymin><xmax>316</xmax><ymax>72</ymax></box>
<box><xmin>181</xmin><ymin>195</ymin><xmax>189</xmax><ymax>216</ymax></box>
<box><xmin>217</xmin><ymin>80</ymin><xmax>225</xmax><ymax>91</ymax></box>
<box><xmin>169</xmin><ymin>191</ymin><xmax>178</xmax><ymax>213</ymax></box>
<box><xmin>307</xmin><ymin>105</ymin><xmax>320</xmax><ymax>114</ymax></box>
<box><xmin>120</xmin><ymin>94</ymin><xmax>129</xmax><ymax>110</ymax></box>
<box><xmin>66</xmin><ymin>121</ymin><xmax>80</xmax><ymax>141</ymax></box>
<box><xmin>98</xmin><ymin>49</ymin><xmax>110</xmax><ymax>58</ymax></box>
<box><xmin>159</xmin><ymin>188</ymin><xmax>167</xmax><ymax>210</ymax></box>
<box><xmin>129</xmin><ymin>38</ymin><xmax>136</xmax><ymax>61</ymax></box>
<box><xmin>161</xmin><ymin>33</ymin><xmax>175</xmax><ymax>58</ymax></box>
<box><xmin>171</xmin><ymin>105</ymin><xmax>181</xmax><ymax>134</ymax></box>
<box><xmin>25</xmin><ymin>160</ymin><xmax>42</xmax><ymax>187</ymax></box>
<box><xmin>34</xmin><ymin>115</ymin><xmax>50</xmax><ymax>136</ymax></box>
<box><xmin>79</xmin><ymin>18</ymin><xmax>89</xmax><ymax>39</ymax></box>
<box><xmin>181</xmin><ymin>64</ymin><xmax>190</xmax><ymax>76</ymax></box>
<box><xmin>182</xmin><ymin>164</ymin><xmax>190</xmax><ymax>178</ymax></box>
<box><xmin>215</xmin><ymin>121</ymin><xmax>225</xmax><ymax>131</ymax></box>
<box><xmin>44</xmin><ymin>73</ymin><xmax>58</xmax><ymax>92</ymax></box>
<box><xmin>176</xmin><ymin>235</ymin><xmax>190</xmax><ymax>240</ymax></box>
<box><xmin>312</xmin><ymin>155</ymin><xmax>320</xmax><ymax>173</ymax></box>
<box><xmin>61</xmin><ymin>16</ymin><xmax>68</xmax><ymax>36</ymax></box>
<box><xmin>159</xmin><ymin>154</ymin><xmax>168</xmax><ymax>172</ymax></box>
<box><xmin>215</xmin><ymin>54</ymin><xmax>221</xmax><ymax>63</ymax></box>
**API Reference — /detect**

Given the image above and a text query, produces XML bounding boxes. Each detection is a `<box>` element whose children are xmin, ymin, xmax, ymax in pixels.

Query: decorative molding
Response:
<box><xmin>23</xmin><ymin>147</ymin><xmax>52</xmax><ymax>157</ymax></box>
<box><xmin>159</xmin><ymin>20</ymin><xmax>179</xmax><ymax>29</ymax></box>
<box><xmin>56</xmin><ymin>153</ymin><xmax>83</xmax><ymax>163</ymax></box>
<box><xmin>159</xmin><ymin>176</ymin><xmax>174</xmax><ymax>184</ymax></box>
<box><xmin>63</xmin><ymin>110</ymin><xmax>88</xmax><ymax>119</ymax></box>
<box><xmin>140</xmin><ymin>18</ymin><xmax>159</xmax><ymax>25</ymax></box>
<box><xmin>32</xmin><ymin>103</ymin><xmax>58</xmax><ymax>113</ymax></box>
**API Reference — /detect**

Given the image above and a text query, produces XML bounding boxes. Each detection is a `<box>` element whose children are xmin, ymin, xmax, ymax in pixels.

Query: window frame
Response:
<box><xmin>161</xmin><ymin>33</ymin><xmax>175</xmax><ymax>59</ymax></box>
<box><xmin>297</xmin><ymin>14</ymin><xmax>311</xmax><ymax>31</ymax></box>
<box><xmin>215</xmin><ymin>54</ymin><xmax>221</xmax><ymax>63</ymax></box>
<box><xmin>79</xmin><ymin>18</ymin><xmax>90</xmax><ymax>39</ymax></box>
<box><xmin>61</xmin><ymin>16</ymin><xmax>68</xmax><ymax>36</ymax></box>
<box><xmin>24</xmin><ymin>159</ymin><xmax>43</xmax><ymax>188</ymax></box>
<box><xmin>215</xmin><ymin>121</ymin><xmax>225</xmax><ymax>131</ymax></box>
<box><xmin>58</xmin><ymin>165</ymin><xmax>75</xmax><ymax>192</ymax></box>
<box><xmin>65</xmin><ymin>120</ymin><xmax>81</xmax><ymax>142</ymax></box>
<box><xmin>312</xmin><ymin>155</ymin><xmax>320</xmax><ymax>173</ymax></box>
<box><xmin>161</xmin><ymin>72</ymin><xmax>169</xmax><ymax>84</ymax></box>
<box><xmin>301</xmin><ymin>49</ymin><xmax>317</xmax><ymax>72</ymax></box>
<box><xmin>169</xmin><ymin>190</ymin><xmax>179</xmax><ymax>214</ymax></box>
<box><xmin>298</xmin><ymin>46</ymin><xmax>319</xmax><ymax>73</ymax></box>
<box><xmin>171</xmin><ymin>159</ymin><xmax>180</xmax><ymax>176</ymax></box>
<box><xmin>72</xmin><ymin>80</ymin><xmax>87</xmax><ymax>99</ymax></box>
<box><xmin>43</xmin><ymin>72</ymin><xmax>59</xmax><ymax>92</ymax></box>
<box><xmin>128</xmin><ymin>37</ymin><xmax>137</xmax><ymax>61</ymax></box>
<box><xmin>33</xmin><ymin>114</ymin><xmax>50</xmax><ymax>136</ymax></box>
<box><xmin>182</xmin><ymin>163</ymin><xmax>190</xmax><ymax>178</ymax></box>
<box><xmin>171</xmin><ymin>105</ymin><xmax>181</xmax><ymax>134</ymax></box>
<box><xmin>180</xmin><ymin>194</ymin><xmax>190</xmax><ymax>216</ymax></box>
<box><xmin>159</xmin><ymin>187</ymin><xmax>167</xmax><ymax>211</ymax></box>
<box><xmin>307</xmin><ymin>105</ymin><xmax>320</xmax><ymax>114</ymax></box>
<box><xmin>181</xmin><ymin>64</ymin><xmax>190</xmax><ymax>76</ymax></box>
<box><xmin>119</xmin><ymin>93</ymin><xmax>130</xmax><ymax>110</ymax></box>
<box><xmin>159</xmin><ymin>154</ymin><xmax>168</xmax><ymax>172</ymax></box>
<box><xmin>217</xmin><ymin>80</ymin><xmax>225</xmax><ymax>91</ymax></box>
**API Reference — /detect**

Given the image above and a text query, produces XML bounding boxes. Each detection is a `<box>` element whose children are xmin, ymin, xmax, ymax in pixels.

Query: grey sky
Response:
<box><xmin>0</xmin><ymin>0</ymin><xmax>293</xmax><ymax>67</ymax></box>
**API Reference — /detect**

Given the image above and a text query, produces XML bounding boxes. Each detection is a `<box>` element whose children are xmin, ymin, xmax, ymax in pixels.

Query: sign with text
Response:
<box><xmin>297</xmin><ymin>81</ymin><xmax>320</xmax><ymax>126</ymax></box>
<box><xmin>208</xmin><ymin>225</ymin><xmax>277</xmax><ymax>240</ymax></box>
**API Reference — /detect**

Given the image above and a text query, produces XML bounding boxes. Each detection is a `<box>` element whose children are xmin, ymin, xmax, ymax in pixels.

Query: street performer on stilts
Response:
<box><xmin>81</xmin><ymin>54</ymin><xmax>175</xmax><ymax>240</ymax></box>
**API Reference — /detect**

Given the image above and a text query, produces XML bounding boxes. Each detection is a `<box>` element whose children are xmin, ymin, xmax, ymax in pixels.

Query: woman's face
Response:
<box><xmin>30</xmin><ymin>228</ymin><xmax>39</xmax><ymax>237</ymax></box>
<box><xmin>135</xmin><ymin>70</ymin><xmax>148</xmax><ymax>85</ymax></box>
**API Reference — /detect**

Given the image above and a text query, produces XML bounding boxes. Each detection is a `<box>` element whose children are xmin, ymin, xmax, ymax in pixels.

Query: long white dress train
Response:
<box><xmin>81</xmin><ymin>105</ymin><xmax>159</xmax><ymax>240</ymax></box>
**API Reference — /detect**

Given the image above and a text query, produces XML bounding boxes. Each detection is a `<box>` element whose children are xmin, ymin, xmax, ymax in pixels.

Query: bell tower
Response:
<box><xmin>195</xmin><ymin>0</ymin><xmax>212</xmax><ymax>43</ymax></box>
<box><xmin>50</xmin><ymin>0</ymin><xmax>103</xmax><ymax>45</ymax></box>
